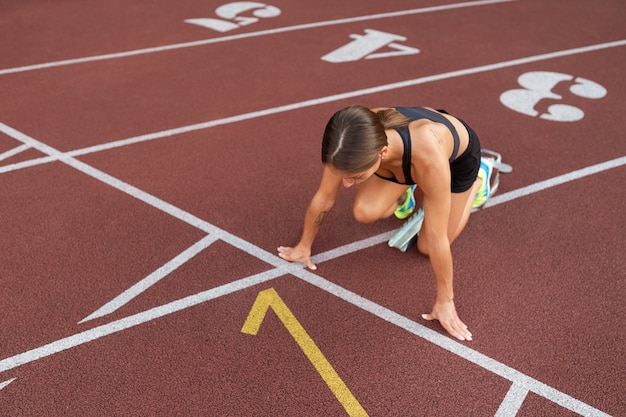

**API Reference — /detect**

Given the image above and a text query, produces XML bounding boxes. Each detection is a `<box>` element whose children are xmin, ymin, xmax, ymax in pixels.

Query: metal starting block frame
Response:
<box><xmin>387</xmin><ymin>206</ymin><xmax>424</xmax><ymax>252</ymax></box>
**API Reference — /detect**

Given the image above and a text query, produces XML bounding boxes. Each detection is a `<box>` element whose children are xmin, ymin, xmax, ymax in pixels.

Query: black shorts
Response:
<box><xmin>450</xmin><ymin>118</ymin><xmax>481</xmax><ymax>193</ymax></box>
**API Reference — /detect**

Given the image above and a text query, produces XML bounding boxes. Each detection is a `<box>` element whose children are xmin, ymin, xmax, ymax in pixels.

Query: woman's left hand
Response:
<box><xmin>422</xmin><ymin>300</ymin><xmax>472</xmax><ymax>341</ymax></box>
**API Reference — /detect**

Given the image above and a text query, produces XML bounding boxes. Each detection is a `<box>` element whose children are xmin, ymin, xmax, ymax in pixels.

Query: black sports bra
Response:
<box><xmin>374</xmin><ymin>107</ymin><xmax>461</xmax><ymax>185</ymax></box>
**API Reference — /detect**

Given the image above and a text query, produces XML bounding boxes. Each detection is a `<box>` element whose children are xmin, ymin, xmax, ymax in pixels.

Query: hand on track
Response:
<box><xmin>277</xmin><ymin>245</ymin><xmax>317</xmax><ymax>270</ymax></box>
<box><xmin>422</xmin><ymin>300</ymin><xmax>472</xmax><ymax>341</ymax></box>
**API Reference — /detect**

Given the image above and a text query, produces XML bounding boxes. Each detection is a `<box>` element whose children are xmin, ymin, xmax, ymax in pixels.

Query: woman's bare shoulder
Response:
<box><xmin>409</xmin><ymin>122</ymin><xmax>449</xmax><ymax>164</ymax></box>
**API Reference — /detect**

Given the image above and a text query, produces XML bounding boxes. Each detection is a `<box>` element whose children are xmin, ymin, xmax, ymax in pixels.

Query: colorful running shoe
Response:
<box><xmin>472</xmin><ymin>157</ymin><xmax>493</xmax><ymax>209</ymax></box>
<box><xmin>394</xmin><ymin>185</ymin><xmax>416</xmax><ymax>219</ymax></box>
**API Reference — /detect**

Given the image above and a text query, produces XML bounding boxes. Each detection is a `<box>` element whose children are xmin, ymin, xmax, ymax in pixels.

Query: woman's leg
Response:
<box><xmin>417</xmin><ymin>178</ymin><xmax>480</xmax><ymax>255</ymax></box>
<box><xmin>447</xmin><ymin>177</ymin><xmax>481</xmax><ymax>243</ymax></box>
<box><xmin>353</xmin><ymin>176</ymin><xmax>409</xmax><ymax>223</ymax></box>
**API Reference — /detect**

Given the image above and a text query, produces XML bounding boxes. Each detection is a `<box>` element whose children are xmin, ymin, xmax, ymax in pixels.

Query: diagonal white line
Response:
<box><xmin>0</xmin><ymin>259</ymin><xmax>610</xmax><ymax>416</ymax></box>
<box><xmin>311</xmin><ymin>230</ymin><xmax>394</xmax><ymax>265</ymax></box>
<box><xmin>292</xmin><ymin>269</ymin><xmax>611</xmax><ymax>417</ymax></box>
<box><xmin>0</xmin><ymin>2</ymin><xmax>619</xmax><ymax>413</ymax></box>
<box><xmin>0</xmin><ymin>268</ymin><xmax>289</xmax><ymax>374</ymax></box>
<box><xmin>0</xmin><ymin>155</ymin><xmax>55</xmax><ymax>173</ymax></box>
<box><xmin>0</xmin><ymin>144</ymin><xmax>30</xmax><ymax>162</ymax></box>
<box><xmin>0</xmin><ymin>125</ymin><xmax>618</xmax><ymax>414</ymax></box>
<box><xmin>79</xmin><ymin>233</ymin><xmax>219</xmax><ymax>323</ymax></box>
<box><xmin>0</xmin><ymin>121</ymin><xmax>284</xmax><ymax>269</ymax></box>
<box><xmin>0</xmin><ymin>378</ymin><xmax>16</xmax><ymax>391</ymax></box>
<box><xmin>0</xmin><ymin>72</ymin><xmax>621</xmax><ymax>415</ymax></box>
<box><xmin>0</xmin><ymin>0</ymin><xmax>516</xmax><ymax>76</ymax></box>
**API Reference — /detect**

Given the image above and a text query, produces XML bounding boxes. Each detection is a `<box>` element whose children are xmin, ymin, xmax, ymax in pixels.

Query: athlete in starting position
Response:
<box><xmin>278</xmin><ymin>105</ymin><xmax>493</xmax><ymax>341</ymax></box>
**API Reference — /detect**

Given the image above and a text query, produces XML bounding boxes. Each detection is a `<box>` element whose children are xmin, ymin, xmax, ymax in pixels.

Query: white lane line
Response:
<box><xmin>0</xmin><ymin>144</ymin><xmax>30</xmax><ymax>162</ymax></box>
<box><xmin>311</xmin><ymin>230</ymin><xmax>394</xmax><ymax>265</ymax></box>
<box><xmin>0</xmin><ymin>257</ymin><xmax>611</xmax><ymax>415</ymax></box>
<box><xmin>0</xmin><ymin>268</ymin><xmax>289</xmax><ymax>374</ymax></box>
<box><xmin>0</xmin><ymin>38</ymin><xmax>623</xmax><ymax>178</ymax></box>
<box><xmin>41</xmin><ymin>39</ymin><xmax>625</xmax><ymax>153</ymax></box>
<box><xmin>0</xmin><ymin>378</ymin><xmax>16</xmax><ymax>391</ymax></box>
<box><xmin>292</xmin><ymin>269</ymin><xmax>611</xmax><ymax>417</ymax></box>
<box><xmin>0</xmin><ymin>124</ymin><xmax>620</xmax><ymax>414</ymax></box>
<box><xmin>495</xmin><ymin>383</ymin><xmax>529</xmax><ymax>417</ymax></box>
<box><xmin>0</xmin><ymin>121</ymin><xmax>284</xmax><ymax>269</ymax></box>
<box><xmin>0</xmin><ymin>155</ymin><xmax>55</xmax><ymax>173</ymax></box>
<box><xmin>0</xmin><ymin>0</ymin><xmax>516</xmax><ymax>76</ymax></box>
<box><xmin>58</xmin><ymin>152</ymin><xmax>626</xmax><ymax>326</ymax></box>
<box><xmin>485</xmin><ymin>156</ymin><xmax>626</xmax><ymax>208</ymax></box>
<box><xmin>79</xmin><ymin>233</ymin><xmax>219</xmax><ymax>324</ymax></box>
<box><xmin>0</xmin><ymin>265</ymin><xmax>610</xmax><ymax>416</ymax></box>
<box><xmin>310</xmin><ymin>155</ymin><xmax>626</xmax><ymax>264</ymax></box>
<box><xmin>2</xmin><ymin>118</ymin><xmax>623</xmax><ymax>330</ymax></box>
<box><xmin>0</xmin><ymin>124</ymin><xmax>618</xmax><ymax>414</ymax></box>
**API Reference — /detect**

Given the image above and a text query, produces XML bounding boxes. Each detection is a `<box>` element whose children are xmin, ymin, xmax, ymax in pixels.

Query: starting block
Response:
<box><xmin>388</xmin><ymin>206</ymin><xmax>424</xmax><ymax>252</ymax></box>
<box><xmin>388</xmin><ymin>149</ymin><xmax>512</xmax><ymax>251</ymax></box>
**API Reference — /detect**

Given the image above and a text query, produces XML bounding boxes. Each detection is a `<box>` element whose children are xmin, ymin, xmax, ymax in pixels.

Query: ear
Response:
<box><xmin>379</xmin><ymin>146</ymin><xmax>389</xmax><ymax>159</ymax></box>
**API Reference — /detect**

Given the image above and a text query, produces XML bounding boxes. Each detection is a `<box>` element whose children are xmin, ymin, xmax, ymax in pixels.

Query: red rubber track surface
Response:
<box><xmin>0</xmin><ymin>0</ymin><xmax>624</xmax><ymax>416</ymax></box>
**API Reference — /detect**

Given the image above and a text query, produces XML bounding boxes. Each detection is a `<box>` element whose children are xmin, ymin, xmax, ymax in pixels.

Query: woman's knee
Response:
<box><xmin>353</xmin><ymin>202</ymin><xmax>378</xmax><ymax>223</ymax></box>
<box><xmin>353</xmin><ymin>199</ymin><xmax>393</xmax><ymax>223</ymax></box>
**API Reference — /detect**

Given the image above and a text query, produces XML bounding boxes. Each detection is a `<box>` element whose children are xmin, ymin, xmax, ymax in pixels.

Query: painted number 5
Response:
<box><xmin>185</xmin><ymin>2</ymin><xmax>281</xmax><ymax>32</ymax></box>
<box><xmin>500</xmin><ymin>71</ymin><xmax>607</xmax><ymax>122</ymax></box>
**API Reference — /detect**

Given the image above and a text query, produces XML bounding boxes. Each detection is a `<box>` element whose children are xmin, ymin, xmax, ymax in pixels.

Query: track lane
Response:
<box><xmin>1</xmin><ymin>0</ymin><xmax>624</xmax><ymax>415</ymax></box>
<box><xmin>0</xmin><ymin>0</ymin><xmax>623</xmax><ymax>149</ymax></box>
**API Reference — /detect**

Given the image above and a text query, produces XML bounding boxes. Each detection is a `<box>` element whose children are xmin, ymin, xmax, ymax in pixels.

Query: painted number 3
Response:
<box><xmin>500</xmin><ymin>71</ymin><xmax>607</xmax><ymax>122</ymax></box>
<box><xmin>185</xmin><ymin>2</ymin><xmax>281</xmax><ymax>32</ymax></box>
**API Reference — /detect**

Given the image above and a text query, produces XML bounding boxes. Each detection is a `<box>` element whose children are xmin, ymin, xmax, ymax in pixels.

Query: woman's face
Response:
<box><xmin>331</xmin><ymin>156</ymin><xmax>383</xmax><ymax>188</ymax></box>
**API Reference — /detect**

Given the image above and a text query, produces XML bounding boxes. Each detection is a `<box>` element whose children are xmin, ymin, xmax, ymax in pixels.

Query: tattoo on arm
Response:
<box><xmin>315</xmin><ymin>211</ymin><xmax>329</xmax><ymax>225</ymax></box>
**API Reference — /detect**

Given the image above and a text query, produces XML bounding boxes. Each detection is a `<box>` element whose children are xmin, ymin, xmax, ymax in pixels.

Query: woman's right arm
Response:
<box><xmin>277</xmin><ymin>166</ymin><xmax>342</xmax><ymax>270</ymax></box>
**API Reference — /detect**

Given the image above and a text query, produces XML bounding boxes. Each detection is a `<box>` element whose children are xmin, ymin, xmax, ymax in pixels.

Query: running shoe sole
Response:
<box><xmin>388</xmin><ymin>206</ymin><xmax>424</xmax><ymax>252</ymax></box>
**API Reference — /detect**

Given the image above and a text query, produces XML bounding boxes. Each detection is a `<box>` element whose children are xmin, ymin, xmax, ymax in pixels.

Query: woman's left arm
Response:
<box><xmin>413</xmin><ymin>126</ymin><xmax>473</xmax><ymax>341</ymax></box>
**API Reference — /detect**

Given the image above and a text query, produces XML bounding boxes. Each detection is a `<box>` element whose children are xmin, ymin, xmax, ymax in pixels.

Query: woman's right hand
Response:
<box><xmin>277</xmin><ymin>245</ymin><xmax>317</xmax><ymax>270</ymax></box>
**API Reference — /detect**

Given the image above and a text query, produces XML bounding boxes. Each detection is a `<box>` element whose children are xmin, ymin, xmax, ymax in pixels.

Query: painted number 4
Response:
<box><xmin>500</xmin><ymin>71</ymin><xmax>607</xmax><ymax>122</ymax></box>
<box><xmin>185</xmin><ymin>2</ymin><xmax>281</xmax><ymax>32</ymax></box>
<box><xmin>322</xmin><ymin>29</ymin><xmax>420</xmax><ymax>63</ymax></box>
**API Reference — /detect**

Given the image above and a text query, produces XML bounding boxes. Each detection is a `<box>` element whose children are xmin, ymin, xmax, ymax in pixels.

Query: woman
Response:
<box><xmin>278</xmin><ymin>105</ymin><xmax>491</xmax><ymax>341</ymax></box>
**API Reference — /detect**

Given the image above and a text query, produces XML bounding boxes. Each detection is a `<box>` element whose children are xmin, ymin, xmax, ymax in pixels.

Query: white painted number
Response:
<box><xmin>185</xmin><ymin>2</ymin><xmax>281</xmax><ymax>32</ymax></box>
<box><xmin>322</xmin><ymin>29</ymin><xmax>420</xmax><ymax>63</ymax></box>
<box><xmin>500</xmin><ymin>71</ymin><xmax>607</xmax><ymax>122</ymax></box>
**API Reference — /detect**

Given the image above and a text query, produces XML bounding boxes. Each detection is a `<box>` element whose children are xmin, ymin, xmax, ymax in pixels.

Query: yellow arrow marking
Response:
<box><xmin>242</xmin><ymin>288</ymin><xmax>368</xmax><ymax>417</ymax></box>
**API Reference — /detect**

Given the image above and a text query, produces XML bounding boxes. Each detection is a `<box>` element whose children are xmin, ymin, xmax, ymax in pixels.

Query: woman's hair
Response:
<box><xmin>321</xmin><ymin>105</ymin><xmax>410</xmax><ymax>172</ymax></box>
